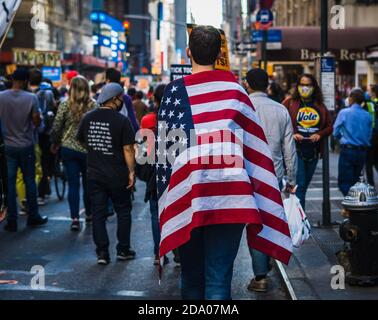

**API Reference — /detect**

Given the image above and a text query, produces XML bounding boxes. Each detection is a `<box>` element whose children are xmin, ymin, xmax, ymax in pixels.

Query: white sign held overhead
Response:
<box><xmin>0</xmin><ymin>0</ymin><xmax>22</xmax><ymax>39</ymax></box>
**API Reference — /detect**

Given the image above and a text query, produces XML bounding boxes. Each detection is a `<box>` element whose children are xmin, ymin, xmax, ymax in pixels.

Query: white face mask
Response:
<box><xmin>345</xmin><ymin>97</ymin><xmax>350</xmax><ymax>107</ymax></box>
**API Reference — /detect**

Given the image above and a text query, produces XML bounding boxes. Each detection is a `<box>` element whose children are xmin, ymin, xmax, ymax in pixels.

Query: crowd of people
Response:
<box><xmin>0</xmin><ymin>25</ymin><xmax>377</xmax><ymax>300</ymax></box>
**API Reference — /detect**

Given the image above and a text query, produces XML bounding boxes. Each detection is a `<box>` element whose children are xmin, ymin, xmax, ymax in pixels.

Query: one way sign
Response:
<box><xmin>235</xmin><ymin>42</ymin><xmax>256</xmax><ymax>53</ymax></box>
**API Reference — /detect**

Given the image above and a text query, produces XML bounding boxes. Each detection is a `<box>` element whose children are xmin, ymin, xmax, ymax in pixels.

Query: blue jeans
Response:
<box><xmin>88</xmin><ymin>179</ymin><xmax>132</xmax><ymax>254</ymax></box>
<box><xmin>338</xmin><ymin>147</ymin><xmax>367</xmax><ymax>196</ymax></box>
<box><xmin>5</xmin><ymin>145</ymin><xmax>39</xmax><ymax>221</ymax></box>
<box><xmin>178</xmin><ymin>224</ymin><xmax>245</xmax><ymax>300</ymax></box>
<box><xmin>296</xmin><ymin>155</ymin><xmax>319</xmax><ymax>211</ymax></box>
<box><xmin>149</xmin><ymin>197</ymin><xmax>160</xmax><ymax>256</ymax></box>
<box><xmin>61</xmin><ymin>147</ymin><xmax>89</xmax><ymax>219</ymax></box>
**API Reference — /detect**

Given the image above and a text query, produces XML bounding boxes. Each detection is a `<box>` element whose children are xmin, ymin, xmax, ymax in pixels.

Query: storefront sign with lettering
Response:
<box><xmin>13</xmin><ymin>48</ymin><xmax>61</xmax><ymax>67</ymax></box>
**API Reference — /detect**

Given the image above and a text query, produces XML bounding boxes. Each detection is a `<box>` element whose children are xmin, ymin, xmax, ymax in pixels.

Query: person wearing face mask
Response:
<box><xmin>333</xmin><ymin>88</ymin><xmax>373</xmax><ymax>196</ymax></box>
<box><xmin>50</xmin><ymin>76</ymin><xmax>96</xmax><ymax>231</ymax></box>
<box><xmin>77</xmin><ymin>83</ymin><xmax>136</xmax><ymax>265</ymax></box>
<box><xmin>283</xmin><ymin>74</ymin><xmax>333</xmax><ymax>210</ymax></box>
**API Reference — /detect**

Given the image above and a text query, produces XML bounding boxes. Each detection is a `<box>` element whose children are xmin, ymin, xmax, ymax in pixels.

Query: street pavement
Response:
<box><xmin>3</xmin><ymin>150</ymin><xmax>377</xmax><ymax>300</ymax></box>
<box><xmin>0</xmin><ymin>180</ymin><xmax>287</xmax><ymax>300</ymax></box>
<box><xmin>283</xmin><ymin>151</ymin><xmax>378</xmax><ymax>300</ymax></box>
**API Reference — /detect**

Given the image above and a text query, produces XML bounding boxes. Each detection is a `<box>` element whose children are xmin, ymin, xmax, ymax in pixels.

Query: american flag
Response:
<box><xmin>157</xmin><ymin>70</ymin><xmax>292</xmax><ymax>265</ymax></box>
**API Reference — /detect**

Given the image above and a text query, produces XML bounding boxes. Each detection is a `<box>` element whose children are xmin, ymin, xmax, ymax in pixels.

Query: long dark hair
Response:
<box><xmin>292</xmin><ymin>74</ymin><xmax>324</xmax><ymax>105</ymax></box>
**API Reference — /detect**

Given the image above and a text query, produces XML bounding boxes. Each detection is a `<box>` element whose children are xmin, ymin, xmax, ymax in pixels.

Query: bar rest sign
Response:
<box><xmin>321</xmin><ymin>56</ymin><xmax>336</xmax><ymax>111</ymax></box>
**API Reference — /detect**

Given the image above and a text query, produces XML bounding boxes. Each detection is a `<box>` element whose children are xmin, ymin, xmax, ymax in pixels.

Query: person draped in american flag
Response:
<box><xmin>156</xmin><ymin>25</ymin><xmax>292</xmax><ymax>300</ymax></box>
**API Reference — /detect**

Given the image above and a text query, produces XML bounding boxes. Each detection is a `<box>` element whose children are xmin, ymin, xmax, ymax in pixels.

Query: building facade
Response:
<box><xmin>269</xmin><ymin>0</ymin><xmax>378</xmax><ymax>91</ymax></box>
<box><xmin>3</xmin><ymin>0</ymin><xmax>93</xmax><ymax>54</ymax></box>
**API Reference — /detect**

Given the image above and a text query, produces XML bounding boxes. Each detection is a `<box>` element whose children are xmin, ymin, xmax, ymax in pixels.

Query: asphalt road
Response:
<box><xmin>0</xmin><ymin>180</ymin><xmax>287</xmax><ymax>300</ymax></box>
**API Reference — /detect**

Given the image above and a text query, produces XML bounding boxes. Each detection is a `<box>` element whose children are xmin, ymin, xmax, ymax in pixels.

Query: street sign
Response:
<box><xmin>170</xmin><ymin>64</ymin><xmax>192</xmax><ymax>81</ymax></box>
<box><xmin>252</xmin><ymin>30</ymin><xmax>282</xmax><ymax>43</ymax></box>
<box><xmin>320</xmin><ymin>56</ymin><xmax>336</xmax><ymax>111</ymax></box>
<box><xmin>235</xmin><ymin>42</ymin><xmax>256</xmax><ymax>53</ymax></box>
<box><xmin>255</xmin><ymin>9</ymin><xmax>273</xmax><ymax>30</ymax></box>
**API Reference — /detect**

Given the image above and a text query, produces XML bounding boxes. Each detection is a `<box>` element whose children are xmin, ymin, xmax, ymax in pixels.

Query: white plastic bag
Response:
<box><xmin>283</xmin><ymin>194</ymin><xmax>311</xmax><ymax>248</ymax></box>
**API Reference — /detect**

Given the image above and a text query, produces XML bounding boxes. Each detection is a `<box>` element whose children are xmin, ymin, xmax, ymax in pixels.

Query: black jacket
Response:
<box><xmin>0</xmin><ymin>122</ymin><xmax>7</xmax><ymax>208</ymax></box>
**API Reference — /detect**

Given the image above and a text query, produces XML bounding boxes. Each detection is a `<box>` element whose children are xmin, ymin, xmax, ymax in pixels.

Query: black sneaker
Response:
<box><xmin>117</xmin><ymin>249</ymin><xmax>136</xmax><ymax>261</ymax></box>
<box><xmin>27</xmin><ymin>216</ymin><xmax>48</xmax><ymax>227</ymax></box>
<box><xmin>85</xmin><ymin>215</ymin><xmax>93</xmax><ymax>224</ymax></box>
<box><xmin>70</xmin><ymin>220</ymin><xmax>80</xmax><ymax>232</ymax></box>
<box><xmin>4</xmin><ymin>221</ymin><xmax>17</xmax><ymax>232</ymax></box>
<box><xmin>97</xmin><ymin>253</ymin><xmax>110</xmax><ymax>265</ymax></box>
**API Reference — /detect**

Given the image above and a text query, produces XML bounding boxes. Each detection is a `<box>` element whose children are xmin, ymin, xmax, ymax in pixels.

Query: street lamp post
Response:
<box><xmin>321</xmin><ymin>0</ymin><xmax>332</xmax><ymax>227</ymax></box>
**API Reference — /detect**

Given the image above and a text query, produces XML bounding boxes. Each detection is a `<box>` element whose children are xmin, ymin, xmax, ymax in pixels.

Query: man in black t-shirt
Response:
<box><xmin>77</xmin><ymin>83</ymin><xmax>136</xmax><ymax>265</ymax></box>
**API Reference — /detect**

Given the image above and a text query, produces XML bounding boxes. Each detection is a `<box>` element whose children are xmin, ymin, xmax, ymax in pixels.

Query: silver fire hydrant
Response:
<box><xmin>339</xmin><ymin>178</ymin><xmax>378</xmax><ymax>287</ymax></box>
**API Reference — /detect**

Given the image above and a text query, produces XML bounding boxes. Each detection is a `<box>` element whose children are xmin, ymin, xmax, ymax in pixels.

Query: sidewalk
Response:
<box><xmin>282</xmin><ymin>152</ymin><xmax>378</xmax><ymax>300</ymax></box>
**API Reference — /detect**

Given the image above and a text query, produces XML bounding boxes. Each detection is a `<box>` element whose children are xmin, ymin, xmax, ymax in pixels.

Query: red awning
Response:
<box><xmin>278</xmin><ymin>27</ymin><xmax>378</xmax><ymax>50</ymax></box>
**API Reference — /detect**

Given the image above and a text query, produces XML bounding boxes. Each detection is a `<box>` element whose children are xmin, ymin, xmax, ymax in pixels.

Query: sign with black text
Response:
<box><xmin>170</xmin><ymin>64</ymin><xmax>192</xmax><ymax>81</ymax></box>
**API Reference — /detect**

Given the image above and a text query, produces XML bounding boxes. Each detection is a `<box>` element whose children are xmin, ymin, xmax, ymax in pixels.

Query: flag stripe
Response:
<box><xmin>160</xmin><ymin>209</ymin><xmax>263</xmax><ymax>256</ymax></box>
<box><xmin>165</xmin><ymin>168</ymin><xmax>251</xmax><ymax>213</ymax></box>
<box><xmin>186</xmin><ymin>81</ymin><xmax>247</xmax><ymax>98</ymax></box>
<box><xmin>190</xmin><ymin>90</ymin><xmax>254</xmax><ymax>111</ymax></box>
<box><xmin>161</xmin><ymin>196</ymin><xmax>262</xmax><ymax>240</ymax></box>
<box><xmin>184</xmin><ymin>70</ymin><xmax>238</xmax><ymax>87</ymax></box>
<box><xmin>160</xmin><ymin>181</ymin><xmax>256</xmax><ymax>226</ymax></box>
<box><xmin>193</xmin><ymin>109</ymin><xmax>267</xmax><ymax>143</ymax></box>
<box><xmin>249</xmin><ymin>235</ymin><xmax>292</xmax><ymax>265</ymax></box>
<box><xmin>168</xmin><ymin>157</ymin><xmax>246</xmax><ymax>191</ymax></box>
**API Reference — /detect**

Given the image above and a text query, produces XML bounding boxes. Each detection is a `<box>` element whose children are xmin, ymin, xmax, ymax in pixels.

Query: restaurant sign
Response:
<box><xmin>301</xmin><ymin>49</ymin><xmax>367</xmax><ymax>61</ymax></box>
<box><xmin>13</xmin><ymin>48</ymin><xmax>61</xmax><ymax>67</ymax></box>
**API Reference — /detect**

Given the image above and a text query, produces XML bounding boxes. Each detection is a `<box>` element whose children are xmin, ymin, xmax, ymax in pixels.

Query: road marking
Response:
<box><xmin>116</xmin><ymin>290</ymin><xmax>146</xmax><ymax>297</ymax></box>
<box><xmin>306</xmin><ymin>188</ymin><xmax>340</xmax><ymax>192</ymax></box>
<box><xmin>0</xmin><ymin>284</ymin><xmax>78</xmax><ymax>293</ymax></box>
<box><xmin>306</xmin><ymin>197</ymin><xmax>344</xmax><ymax>201</ymax></box>
<box><xmin>274</xmin><ymin>260</ymin><xmax>298</xmax><ymax>301</ymax></box>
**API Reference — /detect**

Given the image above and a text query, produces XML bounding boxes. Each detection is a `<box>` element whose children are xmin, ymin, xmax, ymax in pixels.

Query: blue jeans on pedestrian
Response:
<box><xmin>88</xmin><ymin>179</ymin><xmax>132</xmax><ymax>255</ymax></box>
<box><xmin>338</xmin><ymin>147</ymin><xmax>367</xmax><ymax>196</ymax></box>
<box><xmin>296</xmin><ymin>155</ymin><xmax>319</xmax><ymax>211</ymax></box>
<box><xmin>178</xmin><ymin>224</ymin><xmax>245</xmax><ymax>300</ymax></box>
<box><xmin>61</xmin><ymin>147</ymin><xmax>89</xmax><ymax>220</ymax></box>
<box><xmin>5</xmin><ymin>145</ymin><xmax>39</xmax><ymax>221</ymax></box>
<box><xmin>149</xmin><ymin>196</ymin><xmax>160</xmax><ymax>256</ymax></box>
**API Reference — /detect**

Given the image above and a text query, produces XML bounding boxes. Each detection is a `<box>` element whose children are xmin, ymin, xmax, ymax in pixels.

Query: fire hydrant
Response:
<box><xmin>339</xmin><ymin>177</ymin><xmax>378</xmax><ymax>287</ymax></box>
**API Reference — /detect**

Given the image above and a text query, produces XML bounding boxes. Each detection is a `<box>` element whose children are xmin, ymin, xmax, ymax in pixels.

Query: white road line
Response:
<box><xmin>274</xmin><ymin>260</ymin><xmax>298</xmax><ymax>300</ymax></box>
<box><xmin>116</xmin><ymin>290</ymin><xmax>147</xmax><ymax>297</ymax></box>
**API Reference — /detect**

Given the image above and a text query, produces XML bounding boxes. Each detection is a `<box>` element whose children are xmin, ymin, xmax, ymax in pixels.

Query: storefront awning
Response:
<box><xmin>257</xmin><ymin>27</ymin><xmax>378</xmax><ymax>62</ymax></box>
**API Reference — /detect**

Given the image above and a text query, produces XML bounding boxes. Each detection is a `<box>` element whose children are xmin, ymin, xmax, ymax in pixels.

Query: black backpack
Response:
<box><xmin>36</xmin><ymin>88</ymin><xmax>56</xmax><ymax>135</ymax></box>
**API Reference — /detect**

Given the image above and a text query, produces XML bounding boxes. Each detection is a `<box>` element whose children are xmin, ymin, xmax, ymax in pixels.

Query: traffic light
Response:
<box><xmin>123</xmin><ymin>20</ymin><xmax>131</xmax><ymax>39</ymax></box>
